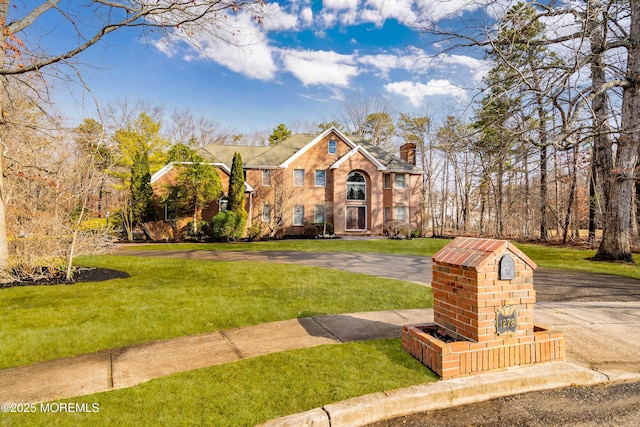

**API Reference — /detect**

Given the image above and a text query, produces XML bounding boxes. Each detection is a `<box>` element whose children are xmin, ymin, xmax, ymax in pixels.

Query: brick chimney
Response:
<box><xmin>400</xmin><ymin>142</ymin><xmax>416</xmax><ymax>165</ymax></box>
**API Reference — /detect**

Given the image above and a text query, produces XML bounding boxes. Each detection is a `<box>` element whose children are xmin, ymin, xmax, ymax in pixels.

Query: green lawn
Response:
<box><xmin>0</xmin><ymin>339</ymin><xmax>438</xmax><ymax>426</ymax></box>
<box><xmin>0</xmin><ymin>255</ymin><xmax>432</xmax><ymax>370</ymax></box>
<box><xmin>3</xmin><ymin>237</ymin><xmax>639</xmax><ymax>426</ymax></box>
<box><xmin>515</xmin><ymin>243</ymin><xmax>640</xmax><ymax>278</ymax></box>
<box><xmin>118</xmin><ymin>237</ymin><xmax>452</xmax><ymax>257</ymax></box>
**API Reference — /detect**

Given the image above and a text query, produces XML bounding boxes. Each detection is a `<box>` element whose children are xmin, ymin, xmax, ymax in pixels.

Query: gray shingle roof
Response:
<box><xmin>199</xmin><ymin>132</ymin><xmax>423</xmax><ymax>174</ymax></box>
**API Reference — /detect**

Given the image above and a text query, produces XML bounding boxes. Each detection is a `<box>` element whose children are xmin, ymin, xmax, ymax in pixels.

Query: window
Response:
<box><xmin>384</xmin><ymin>207</ymin><xmax>391</xmax><ymax>222</ymax></box>
<box><xmin>294</xmin><ymin>169</ymin><xmax>305</xmax><ymax>186</ymax></box>
<box><xmin>394</xmin><ymin>173</ymin><xmax>406</xmax><ymax>189</ymax></box>
<box><xmin>346</xmin><ymin>172</ymin><xmax>366</xmax><ymax>200</ymax></box>
<box><xmin>219</xmin><ymin>197</ymin><xmax>229</xmax><ymax>212</ymax></box>
<box><xmin>262</xmin><ymin>170</ymin><xmax>272</xmax><ymax>186</ymax></box>
<box><xmin>346</xmin><ymin>206</ymin><xmax>366</xmax><ymax>230</ymax></box>
<box><xmin>293</xmin><ymin>205</ymin><xmax>304</xmax><ymax>226</ymax></box>
<box><xmin>383</xmin><ymin>173</ymin><xmax>391</xmax><ymax>189</ymax></box>
<box><xmin>394</xmin><ymin>206</ymin><xmax>407</xmax><ymax>222</ymax></box>
<box><xmin>328</xmin><ymin>140</ymin><xmax>337</xmax><ymax>155</ymax></box>
<box><xmin>315</xmin><ymin>170</ymin><xmax>326</xmax><ymax>187</ymax></box>
<box><xmin>314</xmin><ymin>205</ymin><xmax>326</xmax><ymax>223</ymax></box>
<box><xmin>262</xmin><ymin>204</ymin><xmax>272</xmax><ymax>222</ymax></box>
<box><xmin>165</xmin><ymin>202</ymin><xmax>177</xmax><ymax>221</ymax></box>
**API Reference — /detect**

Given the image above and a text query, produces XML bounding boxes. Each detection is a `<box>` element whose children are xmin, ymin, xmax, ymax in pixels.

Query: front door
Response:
<box><xmin>346</xmin><ymin>206</ymin><xmax>366</xmax><ymax>230</ymax></box>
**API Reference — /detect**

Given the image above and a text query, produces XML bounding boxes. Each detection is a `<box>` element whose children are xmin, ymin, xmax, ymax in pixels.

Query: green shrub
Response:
<box><xmin>183</xmin><ymin>220</ymin><xmax>210</xmax><ymax>239</ymax></box>
<box><xmin>247</xmin><ymin>224</ymin><xmax>263</xmax><ymax>241</ymax></box>
<box><xmin>311</xmin><ymin>222</ymin><xmax>334</xmax><ymax>235</ymax></box>
<box><xmin>211</xmin><ymin>211</ymin><xmax>246</xmax><ymax>241</ymax></box>
<box><xmin>302</xmin><ymin>224</ymin><xmax>319</xmax><ymax>239</ymax></box>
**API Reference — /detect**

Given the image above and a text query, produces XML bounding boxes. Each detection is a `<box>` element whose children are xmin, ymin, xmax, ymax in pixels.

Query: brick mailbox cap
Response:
<box><xmin>432</xmin><ymin>237</ymin><xmax>537</xmax><ymax>272</ymax></box>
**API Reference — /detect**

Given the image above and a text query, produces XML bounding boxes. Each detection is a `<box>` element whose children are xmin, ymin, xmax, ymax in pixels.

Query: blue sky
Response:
<box><xmin>39</xmin><ymin>1</ymin><xmax>494</xmax><ymax>133</ymax></box>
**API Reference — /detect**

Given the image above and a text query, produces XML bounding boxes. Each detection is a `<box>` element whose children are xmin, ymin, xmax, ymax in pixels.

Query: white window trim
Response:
<box><xmin>293</xmin><ymin>205</ymin><xmax>304</xmax><ymax>226</ymax></box>
<box><xmin>262</xmin><ymin>204</ymin><xmax>272</xmax><ymax>222</ymax></box>
<box><xmin>315</xmin><ymin>170</ymin><xmax>326</xmax><ymax>187</ymax></box>
<box><xmin>346</xmin><ymin>172</ymin><xmax>367</xmax><ymax>201</ymax></box>
<box><xmin>383</xmin><ymin>173</ymin><xmax>391</xmax><ymax>189</ymax></box>
<box><xmin>394</xmin><ymin>206</ymin><xmax>407</xmax><ymax>222</ymax></box>
<box><xmin>262</xmin><ymin>170</ymin><xmax>271</xmax><ymax>186</ymax></box>
<box><xmin>314</xmin><ymin>205</ymin><xmax>326</xmax><ymax>224</ymax></box>
<box><xmin>345</xmin><ymin>206</ymin><xmax>367</xmax><ymax>231</ymax></box>
<box><xmin>219</xmin><ymin>197</ymin><xmax>229</xmax><ymax>212</ymax></box>
<box><xmin>394</xmin><ymin>173</ymin><xmax>406</xmax><ymax>189</ymax></box>
<box><xmin>328</xmin><ymin>139</ymin><xmax>337</xmax><ymax>155</ymax></box>
<box><xmin>164</xmin><ymin>203</ymin><xmax>177</xmax><ymax>221</ymax></box>
<box><xmin>293</xmin><ymin>169</ymin><xmax>305</xmax><ymax>187</ymax></box>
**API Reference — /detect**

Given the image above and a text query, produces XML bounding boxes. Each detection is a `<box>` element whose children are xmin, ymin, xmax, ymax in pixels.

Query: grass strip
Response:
<box><xmin>516</xmin><ymin>243</ymin><xmax>640</xmax><ymax>279</ymax></box>
<box><xmin>0</xmin><ymin>339</ymin><xmax>438</xmax><ymax>427</ymax></box>
<box><xmin>119</xmin><ymin>238</ymin><xmax>640</xmax><ymax>278</ymax></box>
<box><xmin>0</xmin><ymin>256</ymin><xmax>432</xmax><ymax>369</ymax></box>
<box><xmin>117</xmin><ymin>238</ymin><xmax>452</xmax><ymax>257</ymax></box>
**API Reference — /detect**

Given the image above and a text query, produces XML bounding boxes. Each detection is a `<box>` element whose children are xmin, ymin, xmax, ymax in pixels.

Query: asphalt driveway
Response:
<box><xmin>117</xmin><ymin>247</ymin><xmax>640</xmax><ymax>302</ymax></box>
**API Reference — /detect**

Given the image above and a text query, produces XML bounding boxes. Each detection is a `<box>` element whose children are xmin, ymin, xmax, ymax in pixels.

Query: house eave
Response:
<box><xmin>280</xmin><ymin>126</ymin><xmax>357</xmax><ymax>168</ymax></box>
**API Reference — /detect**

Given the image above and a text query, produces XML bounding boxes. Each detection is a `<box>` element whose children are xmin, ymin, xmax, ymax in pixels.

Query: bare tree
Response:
<box><xmin>338</xmin><ymin>94</ymin><xmax>393</xmax><ymax>139</ymax></box>
<box><xmin>167</xmin><ymin>107</ymin><xmax>233</xmax><ymax>146</ymax></box>
<box><xmin>0</xmin><ymin>0</ymin><xmax>266</xmax><ymax>270</ymax></box>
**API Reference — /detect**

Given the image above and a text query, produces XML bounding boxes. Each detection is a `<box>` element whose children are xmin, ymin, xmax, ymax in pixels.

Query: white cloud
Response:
<box><xmin>281</xmin><ymin>49</ymin><xmax>359</xmax><ymax>87</ymax></box>
<box><xmin>262</xmin><ymin>3</ymin><xmax>299</xmax><ymax>31</ymax></box>
<box><xmin>361</xmin><ymin>0</ymin><xmax>416</xmax><ymax>26</ymax></box>
<box><xmin>301</xmin><ymin>7</ymin><xmax>313</xmax><ymax>25</ymax></box>
<box><xmin>385</xmin><ymin>80</ymin><xmax>468</xmax><ymax>106</ymax></box>
<box><xmin>171</xmin><ymin>11</ymin><xmax>277</xmax><ymax>81</ymax></box>
<box><xmin>358</xmin><ymin>48</ymin><xmax>430</xmax><ymax>78</ymax></box>
<box><xmin>438</xmin><ymin>54</ymin><xmax>491</xmax><ymax>83</ymax></box>
<box><xmin>421</xmin><ymin>0</ymin><xmax>486</xmax><ymax>21</ymax></box>
<box><xmin>152</xmin><ymin>38</ymin><xmax>180</xmax><ymax>58</ymax></box>
<box><xmin>323</xmin><ymin>0</ymin><xmax>359</xmax><ymax>10</ymax></box>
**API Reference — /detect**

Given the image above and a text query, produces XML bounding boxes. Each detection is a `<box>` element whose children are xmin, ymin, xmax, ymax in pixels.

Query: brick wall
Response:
<box><xmin>402</xmin><ymin>324</ymin><xmax>566</xmax><ymax>379</ymax></box>
<box><xmin>431</xmin><ymin>238</ymin><xmax>536</xmax><ymax>342</ymax></box>
<box><xmin>403</xmin><ymin>237</ymin><xmax>565</xmax><ymax>379</ymax></box>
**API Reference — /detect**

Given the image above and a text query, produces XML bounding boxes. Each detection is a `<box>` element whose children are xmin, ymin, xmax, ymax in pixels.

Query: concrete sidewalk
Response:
<box><xmin>3</xmin><ymin>248</ymin><xmax>640</xmax><ymax>425</ymax></box>
<box><xmin>260</xmin><ymin>301</ymin><xmax>640</xmax><ymax>426</ymax></box>
<box><xmin>1</xmin><ymin>302</ymin><xmax>639</xmax><ymax>422</ymax></box>
<box><xmin>0</xmin><ymin>309</ymin><xmax>433</xmax><ymax>403</ymax></box>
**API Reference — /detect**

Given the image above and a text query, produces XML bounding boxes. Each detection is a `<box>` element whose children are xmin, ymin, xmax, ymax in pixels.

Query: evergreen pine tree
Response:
<box><xmin>130</xmin><ymin>150</ymin><xmax>155</xmax><ymax>224</ymax></box>
<box><xmin>227</xmin><ymin>152</ymin><xmax>246</xmax><ymax>218</ymax></box>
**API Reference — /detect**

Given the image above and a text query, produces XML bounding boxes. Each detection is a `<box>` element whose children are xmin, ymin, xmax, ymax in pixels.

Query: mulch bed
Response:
<box><xmin>0</xmin><ymin>267</ymin><xmax>130</xmax><ymax>289</ymax></box>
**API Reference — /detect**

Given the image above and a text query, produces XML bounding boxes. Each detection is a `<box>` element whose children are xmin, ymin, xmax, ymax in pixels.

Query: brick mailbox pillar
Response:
<box><xmin>402</xmin><ymin>237</ymin><xmax>565</xmax><ymax>379</ymax></box>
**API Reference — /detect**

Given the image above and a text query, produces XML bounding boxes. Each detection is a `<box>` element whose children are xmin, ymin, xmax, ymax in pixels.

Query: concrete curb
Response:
<box><xmin>258</xmin><ymin>362</ymin><xmax>609</xmax><ymax>427</ymax></box>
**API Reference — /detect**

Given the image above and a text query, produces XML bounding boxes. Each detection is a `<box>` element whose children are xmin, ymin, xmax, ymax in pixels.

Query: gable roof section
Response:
<box><xmin>330</xmin><ymin>145</ymin><xmax>386</xmax><ymax>170</ymax></box>
<box><xmin>251</xmin><ymin>133</ymin><xmax>318</xmax><ymax>167</ymax></box>
<box><xmin>150</xmin><ymin>162</ymin><xmax>254</xmax><ymax>192</ymax></box>
<box><xmin>280</xmin><ymin>126</ymin><xmax>356</xmax><ymax>168</ymax></box>
<box><xmin>198</xmin><ymin>144</ymin><xmax>270</xmax><ymax>167</ymax></box>
<box><xmin>353</xmin><ymin>138</ymin><xmax>423</xmax><ymax>174</ymax></box>
<box><xmin>198</xmin><ymin>126</ymin><xmax>423</xmax><ymax>174</ymax></box>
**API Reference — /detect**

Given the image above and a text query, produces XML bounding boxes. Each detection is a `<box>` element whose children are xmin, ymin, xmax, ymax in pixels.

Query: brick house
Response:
<box><xmin>152</xmin><ymin>126</ymin><xmax>424</xmax><ymax>236</ymax></box>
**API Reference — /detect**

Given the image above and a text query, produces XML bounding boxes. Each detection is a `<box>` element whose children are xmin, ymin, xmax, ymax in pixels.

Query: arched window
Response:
<box><xmin>346</xmin><ymin>172</ymin><xmax>366</xmax><ymax>201</ymax></box>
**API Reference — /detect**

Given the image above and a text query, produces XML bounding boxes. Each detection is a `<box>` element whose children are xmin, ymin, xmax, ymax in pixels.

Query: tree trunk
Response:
<box><xmin>595</xmin><ymin>0</ymin><xmax>640</xmax><ymax>263</ymax></box>
<box><xmin>562</xmin><ymin>147</ymin><xmax>578</xmax><ymax>245</ymax></box>
<box><xmin>539</xmin><ymin>138</ymin><xmax>548</xmax><ymax>240</ymax></box>
<box><xmin>0</xmin><ymin>1</ymin><xmax>10</xmax><ymax>270</ymax></box>
<box><xmin>524</xmin><ymin>152</ymin><xmax>531</xmax><ymax>238</ymax></box>
<box><xmin>495</xmin><ymin>162</ymin><xmax>504</xmax><ymax>238</ymax></box>
<box><xmin>588</xmin><ymin>145</ymin><xmax>598</xmax><ymax>244</ymax></box>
